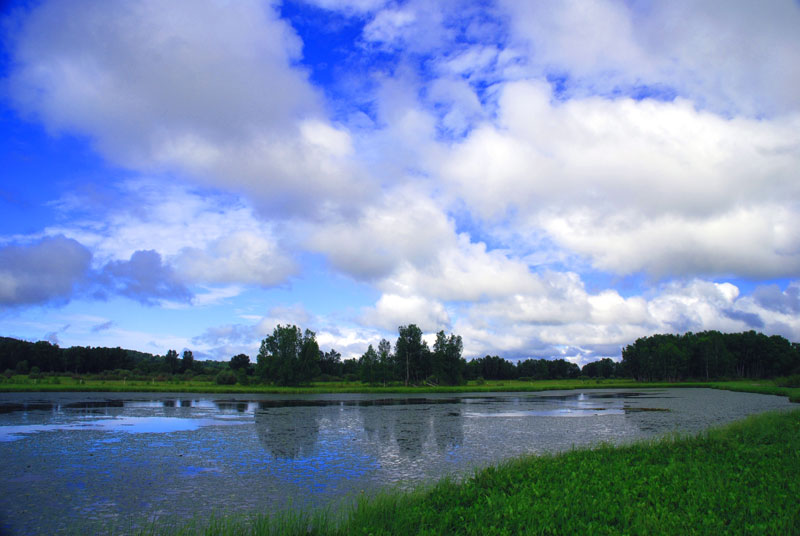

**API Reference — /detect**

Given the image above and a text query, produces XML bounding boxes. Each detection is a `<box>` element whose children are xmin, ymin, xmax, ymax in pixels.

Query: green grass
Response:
<box><xmin>117</xmin><ymin>408</ymin><xmax>800</xmax><ymax>536</ymax></box>
<box><xmin>2</xmin><ymin>376</ymin><xmax>800</xmax><ymax>403</ymax></box>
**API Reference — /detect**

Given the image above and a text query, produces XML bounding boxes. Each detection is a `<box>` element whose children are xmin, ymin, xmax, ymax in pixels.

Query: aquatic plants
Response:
<box><xmin>119</xmin><ymin>408</ymin><xmax>800</xmax><ymax>536</ymax></box>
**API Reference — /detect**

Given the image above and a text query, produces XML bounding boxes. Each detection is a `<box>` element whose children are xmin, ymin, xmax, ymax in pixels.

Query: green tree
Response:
<box><xmin>181</xmin><ymin>350</ymin><xmax>194</xmax><ymax>373</ymax></box>
<box><xmin>319</xmin><ymin>349</ymin><xmax>342</xmax><ymax>377</ymax></box>
<box><xmin>256</xmin><ymin>325</ymin><xmax>319</xmax><ymax>385</ymax></box>
<box><xmin>229</xmin><ymin>353</ymin><xmax>250</xmax><ymax>373</ymax></box>
<box><xmin>298</xmin><ymin>329</ymin><xmax>321</xmax><ymax>383</ymax></box>
<box><xmin>359</xmin><ymin>345</ymin><xmax>378</xmax><ymax>384</ymax></box>
<box><xmin>164</xmin><ymin>349</ymin><xmax>180</xmax><ymax>374</ymax></box>
<box><xmin>377</xmin><ymin>338</ymin><xmax>393</xmax><ymax>385</ymax></box>
<box><xmin>395</xmin><ymin>324</ymin><xmax>430</xmax><ymax>385</ymax></box>
<box><xmin>432</xmin><ymin>330</ymin><xmax>465</xmax><ymax>385</ymax></box>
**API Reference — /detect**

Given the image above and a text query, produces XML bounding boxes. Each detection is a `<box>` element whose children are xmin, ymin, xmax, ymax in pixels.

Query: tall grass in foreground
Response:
<box><xmin>124</xmin><ymin>409</ymin><xmax>800</xmax><ymax>536</ymax></box>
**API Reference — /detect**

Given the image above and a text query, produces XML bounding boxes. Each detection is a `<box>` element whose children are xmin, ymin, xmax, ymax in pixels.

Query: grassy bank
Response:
<box><xmin>128</xmin><ymin>408</ymin><xmax>800</xmax><ymax>535</ymax></box>
<box><xmin>2</xmin><ymin>376</ymin><xmax>799</xmax><ymax>403</ymax></box>
<box><xmin>0</xmin><ymin>376</ymin><xmax>647</xmax><ymax>394</ymax></box>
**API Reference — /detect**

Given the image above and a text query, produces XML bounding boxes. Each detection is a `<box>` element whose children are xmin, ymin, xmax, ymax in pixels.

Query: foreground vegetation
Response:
<box><xmin>115</xmin><ymin>408</ymin><xmax>800</xmax><ymax>535</ymax></box>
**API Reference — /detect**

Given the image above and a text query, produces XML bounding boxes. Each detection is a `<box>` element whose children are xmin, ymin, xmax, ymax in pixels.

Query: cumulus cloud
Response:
<box><xmin>752</xmin><ymin>284</ymin><xmax>800</xmax><ymax>315</ymax></box>
<box><xmin>175</xmin><ymin>231</ymin><xmax>296</xmax><ymax>288</ymax></box>
<box><xmin>361</xmin><ymin>293</ymin><xmax>450</xmax><ymax>333</ymax></box>
<box><xmin>439</xmin><ymin>81</ymin><xmax>800</xmax><ymax>279</ymax></box>
<box><xmin>500</xmin><ymin>0</ymin><xmax>800</xmax><ymax>116</ymax></box>
<box><xmin>6</xmin><ymin>0</ymin><xmax>370</xmax><ymax>218</ymax></box>
<box><xmin>0</xmin><ymin>236</ymin><xmax>91</xmax><ymax>306</ymax></box>
<box><xmin>304</xmin><ymin>186</ymin><xmax>454</xmax><ymax>280</ymax></box>
<box><xmin>99</xmin><ymin>250</ymin><xmax>190</xmax><ymax>305</ymax></box>
<box><xmin>46</xmin><ymin>179</ymin><xmax>298</xmax><ymax>290</ymax></box>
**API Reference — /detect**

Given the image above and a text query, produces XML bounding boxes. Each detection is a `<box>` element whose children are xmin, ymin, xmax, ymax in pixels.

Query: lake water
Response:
<box><xmin>0</xmin><ymin>388</ymin><xmax>794</xmax><ymax>534</ymax></box>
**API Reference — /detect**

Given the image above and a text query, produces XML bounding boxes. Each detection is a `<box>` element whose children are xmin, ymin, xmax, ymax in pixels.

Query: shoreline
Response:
<box><xmin>1</xmin><ymin>378</ymin><xmax>799</xmax><ymax>403</ymax></box>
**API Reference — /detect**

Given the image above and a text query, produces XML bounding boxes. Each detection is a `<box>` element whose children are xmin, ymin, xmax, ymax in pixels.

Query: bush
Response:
<box><xmin>215</xmin><ymin>370</ymin><xmax>237</xmax><ymax>385</ymax></box>
<box><xmin>475</xmin><ymin>376</ymin><xmax>485</xmax><ymax>385</ymax></box>
<box><xmin>314</xmin><ymin>373</ymin><xmax>343</xmax><ymax>382</ymax></box>
<box><xmin>777</xmin><ymin>375</ymin><xmax>800</xmax><ymax>388</ymax></box>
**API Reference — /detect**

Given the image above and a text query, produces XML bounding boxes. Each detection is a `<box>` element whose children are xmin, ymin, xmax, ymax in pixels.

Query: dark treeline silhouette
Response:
<box><xmin>3</xmin><ymin>329</ymin><xmax>798</xmax><ymax>385</ymax></box>
<box><xmin>0</xmin><ymin>336</ymin><xmax>227</xmax><ymax>377</ymax></box>
<box><xmin>622</xmin><ymin>330</ymin><xmax>800</xmax><ymax>381</ymax></box>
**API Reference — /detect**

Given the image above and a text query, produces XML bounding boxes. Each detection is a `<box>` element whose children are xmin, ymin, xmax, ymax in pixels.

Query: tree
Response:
<box><xmin>164</xmin><ymin>349</ymin><xmax>180</xmax><ymax>374</ymax></box>
<box><xmin>432</xmin><ymin>331</ymin><xmax>465</xmax><ymax>385</ymax></box>
<box><xmin>181</xmin><ymin>350</ymin><xmax>194</xmax><ymax>373</ymax></box>
<box><xmin>395</xmin><ymin>324</ymin><xmax>430</xmax><ymax>385</ymax></box>
<box><xmin>229</xmin><ymin>353</ymin><xmax>251</xmax><ymax>373</ymax></box>
<box><xmin>298</xmin><ymin>329</ymin><xmax>321</xmax><ymax>382</ymax></box>
<box><xmin>256</xmin><ymin>325</ymin><xmax>320</xmax><ymax>386</ymax></box>
<box><xmin>319</xmin><ymin>349</ymin><xmax>343</xmax><ymax>377</ymax></box>
<box><xmin>377</xmin><ymin>338</ymin><xmax>393</xmax><ymax>385</ymax></box>
<box><xmin>359</xmin><ymin>345</ymin><xmax>378</xmax><ymax>384</ymax></box>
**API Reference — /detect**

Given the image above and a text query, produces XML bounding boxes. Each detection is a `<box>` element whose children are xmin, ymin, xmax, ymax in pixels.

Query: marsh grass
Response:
<box><xmin>114</xmin><ymin>408</ymin><xmax>800</xmax><ymax>536</ymax></box>
<box><xmin>3</xmin><ymin>376</ymin><xmax>800</xmax><ymax>404</ymax></box>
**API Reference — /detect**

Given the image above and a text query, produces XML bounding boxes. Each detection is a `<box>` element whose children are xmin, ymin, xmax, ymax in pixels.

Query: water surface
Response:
<box><xmin>0</xmin><ymin>388</ymin><xmax>793</xmax><ymax>534</ymax></box>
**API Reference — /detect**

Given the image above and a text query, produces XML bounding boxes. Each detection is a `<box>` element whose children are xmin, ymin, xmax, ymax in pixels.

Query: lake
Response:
<box><xmin>0</xmin><ymin>388</ymin><xmax>794</xmax><ymax>534</ymax></box>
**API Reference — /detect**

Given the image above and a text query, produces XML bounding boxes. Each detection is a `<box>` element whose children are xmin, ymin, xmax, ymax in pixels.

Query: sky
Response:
<box><xmin>1</xmin><ymin>0</ymin><xmax>799</xmax><ymax>365</ymax></box>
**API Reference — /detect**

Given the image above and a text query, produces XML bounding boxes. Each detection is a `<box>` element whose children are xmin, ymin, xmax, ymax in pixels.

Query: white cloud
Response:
<box><xmin>305</xmin><ymin>185</ymin><xmax>454</xmax><ymax>280</ymax></box>
<box><xmin>7</xmin><ymin>0</ymin><xmax>370</xmax><ymax>218</ymax></box>
<box><xmin>500</xmin><ymin>0</ymin><xmax>800</xmax><ymax>116</ymax></box>
<box><xmin>362</xmin><ymin>293</ymin><xmax>450</xmax><ymax>333</ymax></box>
<box><xmin>46</xmin><ymin>180</ymin><xmax>298</xmax><ymax>290</ymax></box>
<box><xmin>175</xmin><ymin>231</ymin><xmax>295</xmax><ymax>287</ymax></box>
<box><xmin>438</xmin><ymin>80</ymin><xmax>800</xmax><ymax>279</ymax></box>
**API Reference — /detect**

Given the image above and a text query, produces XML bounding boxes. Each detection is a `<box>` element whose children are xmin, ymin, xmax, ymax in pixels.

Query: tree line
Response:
<box><xmin>621</xmin><ymin>330</ymin><xmax>800</xmax><ymax>381</ymax></box>
<box><xmin>0</xmin><ymin>336</ymin><xmax>227</xmax><ymax>378</ymax></box>
<box><xmin>249</xmin><ymin>324</ymin><xmax>588</xmax><ymax>385</ymax></box>
<box><xmin>2</xmin><ymin>328</ymin><xmax>798</xmax><ymax>386</ymax></box>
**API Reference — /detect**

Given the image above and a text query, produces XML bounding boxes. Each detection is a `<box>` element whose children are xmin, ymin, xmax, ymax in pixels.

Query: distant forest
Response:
<box><xmin>1</xmin><ymin>328</ymin><xmax>799</xmax><ymax>386</ymax></box>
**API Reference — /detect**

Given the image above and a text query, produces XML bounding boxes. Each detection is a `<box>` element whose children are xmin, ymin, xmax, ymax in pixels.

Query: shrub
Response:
<box><xmin>215</xmin><ymin>370</ymin><xmax>237</xmax><ymax>385</ymax></box>
<box><xmin>777</xmin><ymin>375</ymin><xmax>800</xmax><ymax>388</ymax></box>
<box><xmin>314</xmin><ymin>373</ymin><xmax>343</xmax><ymax>382</ymax></box>
<box><xmin>475</xmin><ymin>376</ymin><xmax>485</xmax><ymax>385</ymax></box>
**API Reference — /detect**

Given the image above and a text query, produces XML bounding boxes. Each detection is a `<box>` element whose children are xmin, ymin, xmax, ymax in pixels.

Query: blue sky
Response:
<box><xmin>1</xmin><ymin>0</ymin><xmax>800</xmax><ymax>364</ymax></box>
